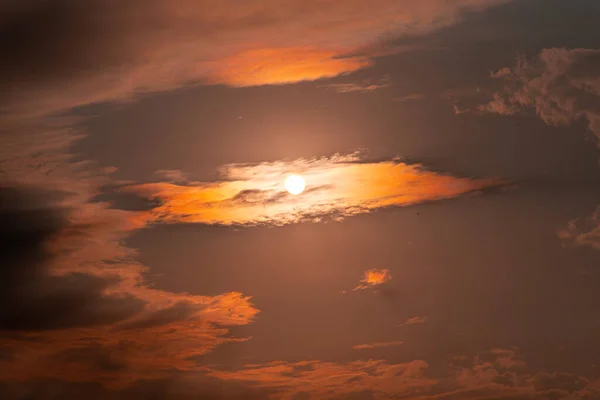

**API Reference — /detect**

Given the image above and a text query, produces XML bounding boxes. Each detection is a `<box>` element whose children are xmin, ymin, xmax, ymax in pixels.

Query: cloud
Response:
<box><xmin>207</xmin><ymin>359</ymin><xmax>434</xmax><ymax>399</ymax></box>
<box><xmin>473</xmin><ymin>48</ymin><xmax>600</xmax><ymax>249</ymax></box>
<box><xmin>0</xmin><ymin>2</ymin><xmax>510</xmax><ymax>392</ymax></box>
<box><xmin>352</xmin><ymin>341</ymin><xmax>404</xmax><ymax>350</ymax></box>
<box><xmin>477</xmin><ymin>48</ymin><xmax>600</xmax><ymax>139</ymax></box>
<box><xmin>203</xmin><ymin>349</ymin><xmax>600</xmax><ymax>400</ymax></box>
<box><xmin>0</xmin><ymin>185</ymin><xmax>145</xmax><ymax>331</ymax></box>
<box><xmin>0</xmin><ymin>0</ymin><xmax>507</xmax><ymax>117</ymax></box>
<box><xmin>153</xmin><ymin>170</ymin><xmax>189</xmax><ymax>183</ymax></box>
<box><xmin>399</xmin><ymin>316</ymin><xmax>428</xmax><ymax>328</ymax></box>
<box><xmin>125</xmin><ymin>153</ymin><xmax>504</xmax><ymax>227</ymax></box>
<box><xmin>354</xmin><ymin>269</ymin><xmax>393</xmax><ymax>291</ymax></box>
<box><xmin>487</xmin><ymin>348</ymin><xmax>526</xmax><ymax>369</ymax></box>
<box><xmin>321</xmin><ymin>75</ymin><xmax>392</xmax><ymax>93</ymax></box>
<box><xmin>558</xmin><ymin>205</ymin><xmax>600</xmax><ymax>249</ymax></box>
<box><xmin>0</xmin><ymin>181</ymin><xmax>259</xmax><ymax>388</ymax></box>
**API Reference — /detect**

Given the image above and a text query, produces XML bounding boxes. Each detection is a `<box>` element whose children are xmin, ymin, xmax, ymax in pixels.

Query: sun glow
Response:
<box><xmin>285</xmin><ymin>174</ymin><xmax>306</xmax><ymax>195</ymax></box>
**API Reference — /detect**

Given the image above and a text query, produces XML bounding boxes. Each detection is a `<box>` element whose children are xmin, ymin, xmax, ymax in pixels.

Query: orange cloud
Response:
<box><xmin>207</xmin><ymin>359</ymin><xmax>434</xmax><ymax>399</ymax></box>
<box><xmin>0</xmin><ymin>294</ymin><xmax>257</xmax><ymax>387</ymax></box>
<box><xmin>209</xmin><ymin>47</ymin><xmax>372</xmax><ymax>87</ymax></box>
<box><xmin>354</xmin><ymin>268</ymin><xmax>393</xmax><ymax>290</ymax></box>
<box><xmin>0</xmin><ymin>0</ymin><xmax>508</xmax><ymax>117</ymax></box>
<box><xmin>352</xmin><ymin>340</ymin><xmax>404</xmax><ymax>350</ymax></box>
<box><xmin>203</xmin><ymin>348</ymin><xmax>599</xmax><ymax>400</ymax></box>
<box><xmin>126</xmin><ymin>153</ymin><xmax>504</xmax><ymax>227</ymax></box>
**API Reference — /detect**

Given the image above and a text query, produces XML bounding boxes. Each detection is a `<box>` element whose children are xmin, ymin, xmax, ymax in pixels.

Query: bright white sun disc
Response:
<box><xmin>285</xmin><ymin>174</ymin><xmax>306</xmax><ymax>195</ymax></box>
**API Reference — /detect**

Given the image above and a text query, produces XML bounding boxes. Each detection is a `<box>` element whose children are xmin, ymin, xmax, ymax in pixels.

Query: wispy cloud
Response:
<box><xmin>321</xmin><ymin>76</ymin><xmax>392</xmax><ymax>93</ymax></box>
<box><xmin>352</xmin><ymin>341</ymin><xmax>404</xmax><ymax>350</ymax></box>
<box><xmin>125</xmin><ymin>153</ymin><xmax>504</xmax><ymax>227</ymax></box>
<box><xmin>354</xmin><ymin>269</ymin><xmax>393</xmax><ymax>291</ymax></box>
<box><xmin>153</xmin><ymin>169</ymin><xmax>189</xmax><ymax>183</ymax></box>
<box><xmin>205</xmin><ymin>349</ymin><xmax>599</xmax><ymax>400</ymax></box>
<box><xmin>399</xmin><ymin>316</ymin><xmax>427</xmax><ymax>328</ymax></box>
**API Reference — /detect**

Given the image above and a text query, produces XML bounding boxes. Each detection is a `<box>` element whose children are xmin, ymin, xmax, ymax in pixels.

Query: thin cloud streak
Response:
<box><xmin>321</xmin><ymin>76</ymin><xmax>392</xmax><ymax>93</ymax></box>
<box><xmin>352</xmin><ymin>341</ymin><xmax>404</xmax><ymax>350</ymax></box>
<box><xmin>399</xmin><ymin>316</ymin><xmax>428</xmax><ymax>328</ymax></box>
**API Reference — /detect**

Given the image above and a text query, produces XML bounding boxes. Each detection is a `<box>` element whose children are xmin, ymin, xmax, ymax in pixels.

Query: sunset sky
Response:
<box><xmin>2</xmin><ymin>1</ymin><xmax>600</xmax><ymax>399</ymax></box>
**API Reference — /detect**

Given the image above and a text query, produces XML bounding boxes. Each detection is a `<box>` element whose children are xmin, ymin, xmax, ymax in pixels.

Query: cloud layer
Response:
<box><xmin>205</xmin><ymin>349</ymin><xmax>600</xmax><ymax>400</ymax></box>
<box><xmin>0</xmin><ymin>0</ymin><xmax>507</xmax><ymax>117</ymax></box>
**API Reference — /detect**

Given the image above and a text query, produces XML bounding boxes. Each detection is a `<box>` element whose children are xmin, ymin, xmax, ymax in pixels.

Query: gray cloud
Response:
<box><xmin>477</xmin><ymin>48</ymin><xmax>600</xmax><ymax>140</ymax></box>
<box><xmin>474</xmin><ymin>48</ymin><xmax>600</xmax><ymax>249</ymax></box>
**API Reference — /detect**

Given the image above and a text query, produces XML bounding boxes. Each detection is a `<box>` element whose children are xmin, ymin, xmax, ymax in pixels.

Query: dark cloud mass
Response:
<box><xmin>0</xmin><ymin>185</ymin><xmax>144</xmax><ymax>331</ymax></box>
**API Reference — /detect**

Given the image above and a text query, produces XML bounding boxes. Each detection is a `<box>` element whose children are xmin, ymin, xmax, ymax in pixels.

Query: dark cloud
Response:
<box><xmin>0</xmin><ymin>185</ymin><xmax>145</xmax><ymax>331</ymax></box>
<box><xmin>0</xmin><ymin>185</ymin><xmax>258</xmax><ymax>388</ymax></box>
<box><xmin>0</xmin><ymin>377</ymin><xmax>270</xmax><ymax>400</ymax></box>
<box><xmin>230</xmin><ymin>189</ymin><xmax>290</xmax><ymax>206</ymax></box>
<box><xmin>116</xmin><ymin>301</ymin><xmax>199</xmax><ymax>331</ymax></box>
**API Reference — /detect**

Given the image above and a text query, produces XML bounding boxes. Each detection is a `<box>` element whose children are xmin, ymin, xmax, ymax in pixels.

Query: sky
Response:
<box><xmin>2</xmin><ymin>1</ymin><xmax>600</xmax><ymax>399</ymax></box>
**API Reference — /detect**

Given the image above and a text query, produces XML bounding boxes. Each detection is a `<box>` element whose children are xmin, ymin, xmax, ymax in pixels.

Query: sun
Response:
<box><xmin>285</xmin><ymin>174</ymin><xmax>306</xmax><ymax>195</ymax></box>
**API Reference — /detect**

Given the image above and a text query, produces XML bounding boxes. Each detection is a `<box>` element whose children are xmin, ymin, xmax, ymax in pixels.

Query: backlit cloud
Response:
<box><xmin>125</xmin><ymin>153</ymin><xmax>504</xmax><ymax>227</ymax></box>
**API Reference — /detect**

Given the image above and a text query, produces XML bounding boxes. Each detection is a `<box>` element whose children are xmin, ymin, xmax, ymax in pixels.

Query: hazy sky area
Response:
<box><xmin>2</xmin><ymin>1</ymin><xmax>600</xmax><ymax>399</ymax></box>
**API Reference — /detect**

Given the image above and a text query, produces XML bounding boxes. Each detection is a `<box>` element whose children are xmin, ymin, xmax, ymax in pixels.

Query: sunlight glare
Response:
<box><xmin>285</xmin><ymin>174</ymin><xmax>306</xmax><ymax>195</ymax></box>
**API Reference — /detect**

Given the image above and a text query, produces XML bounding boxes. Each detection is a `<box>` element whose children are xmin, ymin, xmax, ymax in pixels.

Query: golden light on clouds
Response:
<box><xmin>209</xmin><ymin>47</ymin><xmax>372</xmax><ymax>87</ymax></box>
<box><xmin>126</xmin><ymin>153</ymin><xmax>504</xmax><ymax>227</ymax></box>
